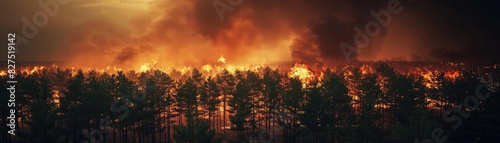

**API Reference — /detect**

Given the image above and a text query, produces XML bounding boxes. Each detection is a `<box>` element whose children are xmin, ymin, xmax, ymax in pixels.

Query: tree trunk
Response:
<box><xmin>223</xmin><ymin>92</ymin><xmax>227</xmax><ymax>134</ymax></box>
<box><xmin>113</xmin><ymin>127</ymin><xmax>116</xmax><ymax>143</ymax></box>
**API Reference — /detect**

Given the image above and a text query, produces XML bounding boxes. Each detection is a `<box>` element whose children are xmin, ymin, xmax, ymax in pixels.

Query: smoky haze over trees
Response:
<box><xmin>2</xmin><ymin>0</ymin><xmax>499</xmax><ymax>67</ymax></box>
<box><xmin>0</xmin><ymin>62</ymin><xmax>499</xmax><ymax>143</ymax></box>
<box><xmin>1</xmin><ymin>1</ymin><xmax>499</xmax><ymax>143</ymax></box>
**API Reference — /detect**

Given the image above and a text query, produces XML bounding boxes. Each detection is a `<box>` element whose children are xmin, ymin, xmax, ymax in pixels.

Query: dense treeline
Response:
<box><xmin>1</xmin><ymin>62</ymin><xmax>499</xmax><ymax>143</ymax></box>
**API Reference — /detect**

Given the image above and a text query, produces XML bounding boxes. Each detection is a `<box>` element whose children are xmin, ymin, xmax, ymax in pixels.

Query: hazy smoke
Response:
<box><xmin>66</xmin><ymin>0</ymin><xmax>500</xmax><ymax>68</ymax></box>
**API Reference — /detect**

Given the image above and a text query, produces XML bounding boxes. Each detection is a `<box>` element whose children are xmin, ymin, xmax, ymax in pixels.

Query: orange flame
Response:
<box><xmin>288</xmin><ymin>63</ymin><xmax>315</xmax><ymax>84</ymax></box>
<box><xmin>217</xmin><ymin>55</ymin><xmax>226</xmax><ymax>64</ymax></box>
<box><xmin>414</xmin><ymin>67</ymin><xmax>439</xmax><ymax>88</ymax></box>
<box><xmin>445</xmin><ymin>70</ymin><xmax>460</xmax><ymax>80</ymax></box>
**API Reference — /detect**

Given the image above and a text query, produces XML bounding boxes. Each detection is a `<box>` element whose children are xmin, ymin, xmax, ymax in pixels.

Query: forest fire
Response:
<box><xmin>288</xmin><ymin>63</ymin><xmax>315</xmax><ymax>84</ymax></box>
<box><xmin>360</xmin><ymin>64</ymin><xmax>375</xmax><ymax>75</ymax></box>
<box><xmin>19</xmin><ymin>66</ymin><xmax>47</xmax><ymax>75</ymax></box>
<box><xmin>217</xmin><ymin>55</ymin><xmax>226</xmax><ymax>64</ymax></box>
<box><xmin>414</xmin><ymin>68</ymin><xmax>439</xmax><ymax>88</ymax></box>
<box><xmin>0</xmin><ymin>61</ymin><xmax>483</xmax><ymax>84</ymax></box>
<box><xmin>1</xmin><ymin>61</ymin><xmax>476</xmax><ymax>91</ymax></box>
<box><xmin>2</xmin><ymin>0</ymin><xmax>500</xmax><ymax>143</ymax></box>
<box><xmin>2</xmin><ymin>60</ymin><xmax>499</xmax><ymax>143</ymax></box>
<box><xmin>139</xmin><ymin>60</ymin><xmax>159</xmax><ymax>73</ymax></box>
<box><xmin>445</xmin><ymin>70</ymin><xmax>460</xmax><ymax>80</ymax></box>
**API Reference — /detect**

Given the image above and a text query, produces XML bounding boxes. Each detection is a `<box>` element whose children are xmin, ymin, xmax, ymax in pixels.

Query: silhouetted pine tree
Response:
<box><xmin>111</xmin><ymin>71</ymin><xmax>137</xmax><ymax>143</ymax></box>
<box><xmin>391</xmin><ymin>107</ymin><xmax>439</xmax><ymax>142</ymax></box>
<box><xmin>277</xmin><ymin>77</ymin><xmax>304</xmax><ymax>143</ymax></box>
<box><xmin>385</xmin><ymin>71</ymin><xmax>434</xmax><ymax>142</ymax></box>
<box><xmin>60</xmin><ymin>70</ymin><xmax>87</xmax><ymax>142</ymax></box>
<box><xmin>245</xmin><ymin>70</ymin><xmax>263</xmax><ymax>137</ymax></box>
<box><xmin>19</xmin><ymin>73</ymin><xmax>60</xmax><ymax>143</ymax></box>
<box><xmin>216</xmin><ymin>69</ymin><xmax>236</xmax><ymax>134</ymax></box>
<box><xmin>299</xmin><ymin>80</ymin><xmax>328</xmax><ymax>143</ymax></box>
<box><xmin>321</xmin><ymin>70</ymin><xmax>353</xmax><ymax>143</ymax></box>
<box><xmin>200</xmin><ymin>76</ymin><xmax>222</xmax><ymax>131</ymax></box>
<box><xmin>177</xmin><ymin>76</ymin><xmax>198</xmax><ymax>122</ymax></box>
<box><xmin>394</xmin><ymin>74</ymin><xmax>428</xmax><ymax>126</ymax></box>
<box><xmin>468</xmin><ymin>72</ymin><xmax>500</xmax><ymax>142</ymax></box>
<box><xmin>173</xmin><ymin>104</ymin><xmax>221</xmax><ymax>143</ymax></box>
<box><xmin>81</xmin><ymin>71</ymin><xmax>113</xmax><ymax>142</ymax></box>
<box><xmin>262</xmin><ymin>67</ymin><xmax>283</xmax><ymax>142</ymax></box>
<box><xmin>355</xmin><ymin>73</ymin><xmax>383</xmax><ymax>142</ymax></box>
<box><xmin>9</xmin><ymin>62</ymin><xmax>500</xmax><ymax>143</ymax></box>
<box><xmin>174</xmin><ymin>76</ymin><xmax>220</xmax><ymax>143</ymax></box>
<box><xmin>375</xmin><ymin>63</ymin><xmax>400</xmax><ymax>125</ymax></box>
<box><xmin>128</xmin><ymin>71</ymin><xmax>167</xmax><ymax>142</ymax></box>
<box><xmin>432</xmin><ymin>73</ymin><xmax>454</xmax><ymax>120</ymax></box>
<box><xmin>228</xmin><ymin>70</ymin><xmax>252</xmax><ymax>142</ymax></box>
<box><xmin>191</xmin><ymin>68</ymin><xmax>204</xmax><ymax>115</ymax></box>
<box><xmin>153</xmin><ymin>70</ymin><xmax>177</xmax><ymax>143</ymax></box>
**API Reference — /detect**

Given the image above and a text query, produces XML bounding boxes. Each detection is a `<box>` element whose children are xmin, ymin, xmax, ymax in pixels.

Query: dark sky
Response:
<box><xmin>1</xmin><ymin>0</ymin><xmax>499</xmax><ymax>68</ymax></box>
<box><xmin>411</xmin><ymin>0</ymin><xmax>500</xmax><ymax>62</ymax></box>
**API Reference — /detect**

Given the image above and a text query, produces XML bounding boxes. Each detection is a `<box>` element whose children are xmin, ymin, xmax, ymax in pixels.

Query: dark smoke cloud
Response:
<box><xmin>69</xmin><ymin>0</ymin><xmax>500</xmax><ymax>67</ymax></box>
<box><xmin>3</xmin><ymin>0</ymin><xmax>499</xmax><ymax>66</ymax></box>
<box><xmin>286</xmin><ymin>0</ymin><xmax>499</xmax><ymax>63</ymax></box>
<box><xmin>187</xmin><ymin>0</ymin><xmax>390</xmax><ymax>63</ymax></box>
<box><xmin>420</xmin><ymin>0</ymin><xmax>500</xmax><ymax>62</ymax></box>
<box><xmin>114</xmin><ymin>46</ymin><xmax>138</xmax><ymax>64</ymax></box>
<box><xmin>297</xmin><ymin>0</ymin><xmax>388</xmax><ymax>62</ymax></box>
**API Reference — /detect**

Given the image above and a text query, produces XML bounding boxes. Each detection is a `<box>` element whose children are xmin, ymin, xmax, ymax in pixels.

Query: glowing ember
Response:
<box><xmin>288</xmin><ymin>63</ymin><xmax>315</xmax><ymax>84</ymax></box>
<box><xmin>180</xmin><ymin>66</ymin><xmax>192</xmax><ymax>75</ymax></box>
<box><xmin>445</xmin><ymin>70</ymin><xmax>460</xmax><ymax>80</ymax></box>
<box><xmin>360</xmin><ymin>64</ymin><xmax>374</xmax><ymax>75</ymax></box>
<box><xmin>140</xmin><ymin>64</ymin><xmax>150</xmax><ymax>72</ymax></box>
<box><xmin>20</xmin><ymin>66</ymin><xmax>46</xmax><ymax>75</ymax></box>
<box><xmin>217</xmin><ymin>55</ymin><xmax>226</xmax><ymax>64</ymax></box>
<box><xmin>53</xmin><ymin>90</ymin><xmax>60</xmax><ymax>107</ymax></box>
<box><xmin>202</xmin><ymin>64</ymin><xmax>213</xmax><ymax>73</ymax></box>
<box><xmin>138</xmin><ymin>60</ymin><xmax>158</xmax><ymax>72</ymax></box>
<box><xmin>413</xmin><ymin>67</ymin><xmax>441</xmax><ymax>89</ymax></box>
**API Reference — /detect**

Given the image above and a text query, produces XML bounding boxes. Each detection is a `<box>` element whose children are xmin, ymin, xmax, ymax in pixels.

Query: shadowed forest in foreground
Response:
<box><xmin>1</xmin><ymin>62</ymin><xmax>500</xmax><ymax>143</ymax></box>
